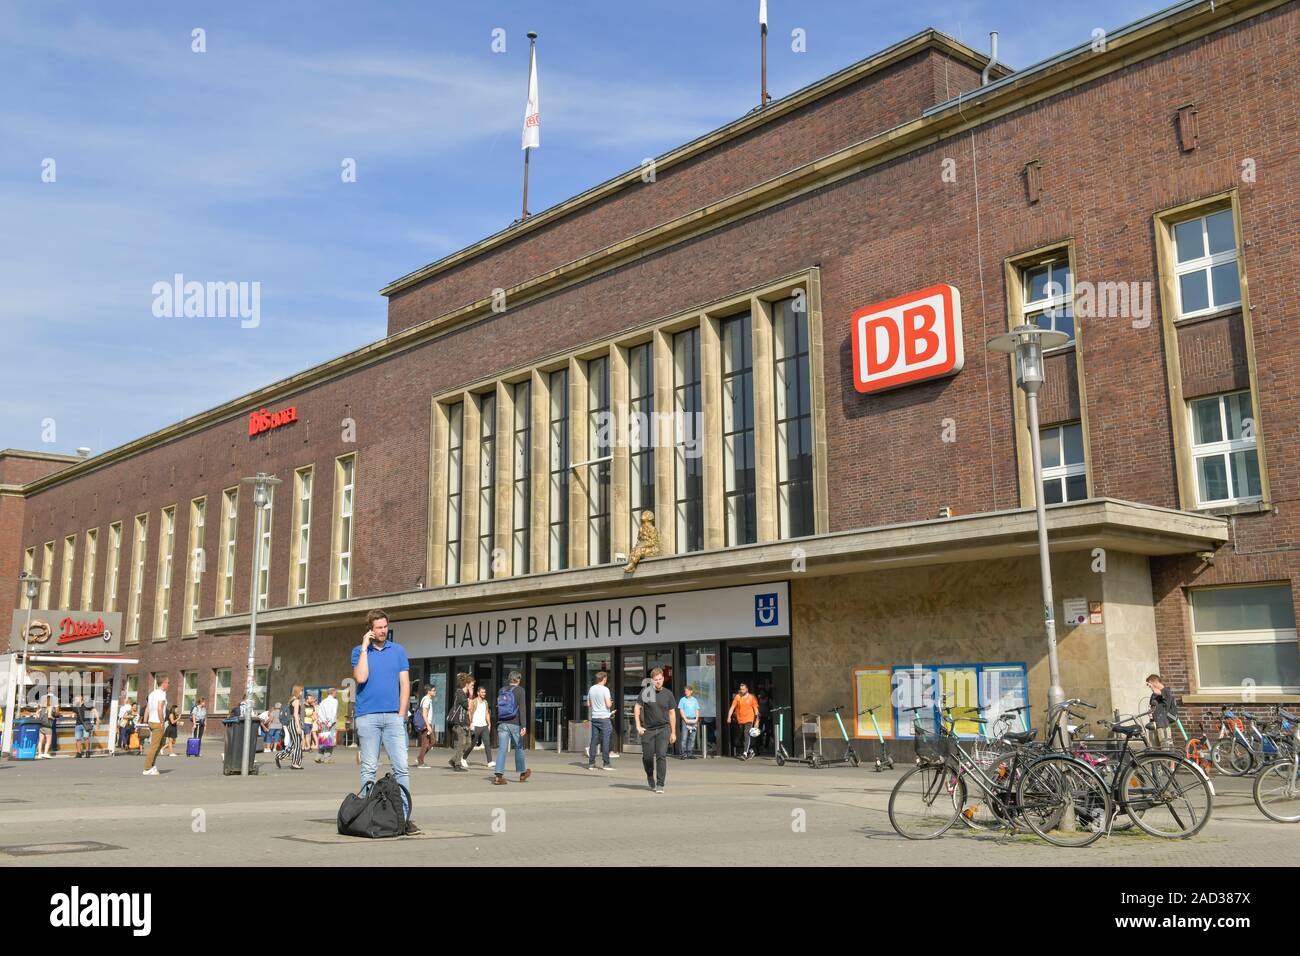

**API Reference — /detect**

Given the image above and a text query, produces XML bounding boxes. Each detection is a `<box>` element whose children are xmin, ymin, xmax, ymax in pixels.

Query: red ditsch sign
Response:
<box><xmin>248</xmin><ymin>405</ymin><xmax>298</xmax><ymax>437</ymax></box>
<box><xmin>851</xmin><ymin>284</ymin><xmax>964</xmax><ymax>393</ymax></box>
<box><xmin>56</xmin><ymin>616</ymin><xmax>110</xmax><ymax>646</ymax></box>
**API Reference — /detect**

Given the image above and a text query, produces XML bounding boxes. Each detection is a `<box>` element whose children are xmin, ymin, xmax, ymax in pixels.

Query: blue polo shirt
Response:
<box><xmin>678</xmin><ymin>696</ymin><xmax>700</xmax><ymax>720</ymax></box>
<box><xmin>350</xmin><ymin>640</ymin><xmax>410</xmax><ymax>716</ymax></box>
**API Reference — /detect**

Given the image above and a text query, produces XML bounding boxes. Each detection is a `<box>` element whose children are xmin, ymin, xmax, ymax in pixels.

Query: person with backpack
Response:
<box><xmin>448</xmin><ymin>673</ymin><xmax>473</xmax><ymax>772</ymax></box>
<box><xmin>351</xmin><ymin>609</ymin><xmax>419</xmax><ymax>834</ymax></box>
<box><xmin>1145</xmin><ymin>674</ymin><xmax>1177</xmax><ymax>749</ymax></box>
<box><xmin>415</xmin><ymin>684</ymin><xmax>436</xmax><ymax>768</ymax></box>
<box><xmin>492</xmin><ymin>671</ymin><xmax>530</xmax><ymax>785</ymax></box>
<box><xmin>276</xmin><ymin>686</ymin><xmax>304</xmax><ymax>770</ymax></box>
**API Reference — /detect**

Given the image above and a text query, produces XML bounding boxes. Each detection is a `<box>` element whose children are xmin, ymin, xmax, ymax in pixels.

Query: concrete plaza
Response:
<box><xmin>0</xmin><ymin>745</ymin><xmax>1293</xmax><ymax>866</ymax></box>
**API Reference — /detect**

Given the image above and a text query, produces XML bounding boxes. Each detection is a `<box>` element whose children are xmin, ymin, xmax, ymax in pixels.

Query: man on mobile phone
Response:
<box><xmin>351</xmin><ymin>609</ymin><xmax>419</xmax><ymax>834</ymax></box>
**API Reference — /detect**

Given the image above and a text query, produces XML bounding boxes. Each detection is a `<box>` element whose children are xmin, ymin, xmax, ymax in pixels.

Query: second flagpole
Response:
<box><xmin>522</xmin><ymin>31</ymin><xmax>539</xmax><ymax>220</ymax></box>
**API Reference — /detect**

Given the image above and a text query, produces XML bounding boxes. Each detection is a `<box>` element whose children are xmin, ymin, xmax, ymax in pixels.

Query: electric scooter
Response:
<box><xmin>816</xmin><ymin>705</ymin><xmax>861</xmax><ymax>768</ymax></box>
<box><xmin>772</xmin><ymin>705</ymin><xmax>817</xmax><ymax>767</ymax></box>
<box><xmin>858</xmin><ymin>703</ymin><xmax>895</xmax><ymax>771</ymax></box>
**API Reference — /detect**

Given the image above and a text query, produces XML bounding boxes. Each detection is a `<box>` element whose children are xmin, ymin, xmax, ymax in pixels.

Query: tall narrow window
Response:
<box><xmin>478</xmin><ymin>392</ymin><xmax>497</xmax><ymax>580</ymax></box>
<box><xmin>184</xmin><ymin>498</ymin><xmax>205</xmax><ymax>633</ymax></box>
<box><xmin>256</xmin><ymin>488</ymin><xmax>273</xmax><ymax>611</ymax></box>
<box><xmin>774</xmin><ymin>296</ymin><xmax>814</xmax><ymax>538</ymax></box>
<box><xmin>40</xmin><ymin>541</ymin><xmax>54</xmax><ymax>608</ymax></box>
<box><xmin>106</xmin><ymin>523</ymin><xmax>122</xmax><ymax>613</ymax></box>
<box><xmin>181</xmin><ymin>671</ymin><xmax>198</xmax><ymax>713</ymax></box>
<box><xmin>511</xmin><ymin>382</ymin><xmax>531</xmax><ymax>574</ymax></box>
<box><xmin>20</xmin><ymin>547</ymin><xmax>34</xmax><ymax>610</ymax></box>
<box><xmin>253</xmin><ymin>666</ymin><xmax>269</xmax><ymax>711</ymax></box>
<box><xmin>587</xmin><ymin>356</ymin><xmax>611</xmax><ymax>564</ymax></box>
<box><xmin>219</xmin><ymin>489</ymin><xmax>238</xmax><ymax>615</ymax></box>
<box><xmin>1172</xmin><ymin>208</ymin><xmax>1240</xmax><ymax>319</ymax></box>
<box><xmin>446</xmin><ymin>403</ymin><xmax>464</xmax><ymax>584</ymax></box>
<box><xmin>673</xmin><ymin>328</ymin><xmax>704</xmax><ymax>553</ymax></box>
<box><xmin>1190</xmin><ymin>391</ymin><xmax>1261</xmax><ymax>507</ymax></box>
<box><xmin>127</xmin><ymin>514</ymin><xmax>148</xmax><ymax>643</ymax></box>
<box><xmin>628</xmin><ymin>343</ymin><xmax>656</xmax><ymax>545</ymax></box>
<box><xmin>334</xmin><ymin>455</ymin><xmax>355</xmax><ymax>599</ymax></box>
<box><xmin>1041</xmin><ymin>423</ymin><xmax>1087</xmax><ymax>503</ymax></box>
<box><xmin>156</xmin><ymin>506</ymin><xmax>175</xmax><ymax>637</ymax></box>
<box><xmin>214</xmin><ymin>668</ymin><xmax>232</xmax><ymax>713</ymax></box>
<box><xmin>721</xmin><ymin>313</ymin><xmax>756</xmax><ymax>546</ymax></box>
<box><xmin>81</xmin><ymin>529</ymin><xmax>98</xmax><ymax>611</ymax></box>
<box><xmin>549</xmin><ymin>368</ymin><xmax>570</xmax><ymax>570</ymax></box>
<box><xmin>1022</xmin><ymin>258</ymin><xmax>1074</xmax><ymax>345</ymax></box>
<box><xmin>59</xmin><ymin>534</ymin><xmax>76</xmax><ymax>608</ymax></box>
<box><xmin>292</xmin><ymin>469</ymin><xmax>312</xmax><ymax>605</ymax></box>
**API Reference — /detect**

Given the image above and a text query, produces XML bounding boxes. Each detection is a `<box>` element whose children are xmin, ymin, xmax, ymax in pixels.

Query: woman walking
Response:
<box><xmin>161</xmin><ymin>705</ymin><xmax>181</xmax><ymax>757</ymax></box>
<box><xmin>303</xmin><ymin>695</ymin><xmax>317</xmax><ymax>752</ymax></box>
<box><xmin>190</xmin><ymin>697</ymin><xmax>207</xmax><ymax>741</ymax></box>
<box><xmin>36</xmin><ymin>693</ymin><xmax>58</xmax><ymax>759</ymax></box>
<box><xmin>276</xmin><ymin>686</ymin><xmax>305</xmax><ymax>770</ymax></box>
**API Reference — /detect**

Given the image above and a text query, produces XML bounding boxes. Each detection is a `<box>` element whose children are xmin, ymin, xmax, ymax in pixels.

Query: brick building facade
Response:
<box><xmin>3</xmin><ymin>0</ymin><xmax>1296</xmax><ymax>757</ymax></box>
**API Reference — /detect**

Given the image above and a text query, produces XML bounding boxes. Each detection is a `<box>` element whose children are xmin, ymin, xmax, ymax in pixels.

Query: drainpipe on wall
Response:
<box><xmin>981</xmin><ymin>32</ymin><xmax>1001</xmax><ymax>86</ymax></box>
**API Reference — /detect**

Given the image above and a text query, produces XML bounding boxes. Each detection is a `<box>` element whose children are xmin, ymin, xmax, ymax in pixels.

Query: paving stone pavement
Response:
<box><xmin>0</xmin><ymin>747</ymin><xmax>1294</xmax><ymax>866</ymax></box>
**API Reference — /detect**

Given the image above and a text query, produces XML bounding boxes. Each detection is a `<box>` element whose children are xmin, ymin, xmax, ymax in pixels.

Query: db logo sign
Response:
<box><xmin>852</xmin><ymin>284</ymin><xmax>963</xmax><ymax>393</ymax></box>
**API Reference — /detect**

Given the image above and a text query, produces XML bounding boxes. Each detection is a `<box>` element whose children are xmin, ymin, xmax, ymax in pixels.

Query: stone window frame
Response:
<box><xmin>20</xmin><ymin>547</ymin><xmax>35</xmax><ymax>610</ymax></box>
<box><xmin>217</xmin><ymin>487</ymin><xmax>238</xmax><ymax>617</ymax></box>
<box><xmin>330</xmin><ymin>454</ymin><xmax>357</xmax><ymax>600</ymax></box>
<box><xmin>40</xmin><ymin>540</ymin><xmax>54</xmax><ymax>609</ymax></box>
<box><xmin>289</xmin><ymin>469</ymin><xmax>312</xmax><ymax>607</ymax></box>
<box><xmin>183</xmin><ymin>497</ymin><xmax>205</xmax><ymax>635</ymax></box>
<box><xmin>154</xmin><ymin>504</ymin><xmax>176</xmax><ymax>639</ymax></box>
<box><xmin>425</xmin><ymin>269</ymin><xmax>827</xmax><ymax>586</ymax></box>
<box><xmin>1154</xmin><ymin>189</ymin><xmax>1268</xmax><ymax>513</ymax></box>
<box><xmin>126</xmin><ymin>513</ymin><xmax>148</xmax><ymax>643</ymax></box>
<box><xmin>59</xmin><ymin>532</ymin><xmax>76</xmax><ymax>610</ymax></box>
<box><xmin>106</xmin><ymin>523</ymin><xmax>122</xmax><ymax>614</ymax></box>
<box><xmin>80</xmin><ymin>528</ymin><xmax>98</xmax><ymax>612</ymax></box>
<box><xmin>255</xmin><ymin>486</ymin><xmax>274</xmax><ymax>612</ymax></box>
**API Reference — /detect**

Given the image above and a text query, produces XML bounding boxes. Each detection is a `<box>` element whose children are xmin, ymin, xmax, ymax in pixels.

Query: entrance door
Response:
<box><xmin>531</xmin><ymin>654</ymin><xmax>574</xmax><ymax>751</ymax></box>
<box><xmin>619</xmin><ymin>646</ymin><xmax>675</xmax><ymax>753</ymax></box>
<box><xmin>725</xmin><ymin>643</ymin><xmax>791</xmax><ymax>756</ymax></box>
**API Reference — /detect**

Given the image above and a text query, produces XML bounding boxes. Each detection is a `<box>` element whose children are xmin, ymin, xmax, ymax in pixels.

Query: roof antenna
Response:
<box><xmin>981</xmin><ymin>32</ymin><xmax>1001</xmax><ymax>86</ymax></box>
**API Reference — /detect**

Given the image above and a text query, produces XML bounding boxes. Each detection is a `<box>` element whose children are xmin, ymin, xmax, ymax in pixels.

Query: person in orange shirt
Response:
<box><xmin>727</xmin><ymin>683</ymin><xmax>761</xmax><ymax>760</ymax></box>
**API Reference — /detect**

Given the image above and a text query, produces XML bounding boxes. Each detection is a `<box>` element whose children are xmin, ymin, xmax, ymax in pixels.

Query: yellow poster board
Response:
<box><xmin>938</xmin><ymin>666</ymin><xmax>981</xmax><ymax>737</ymax></box>
<box><xmin>853</xmin><ymin>668</ymin><xmax>893</xmax><ymax>739</ymax></box>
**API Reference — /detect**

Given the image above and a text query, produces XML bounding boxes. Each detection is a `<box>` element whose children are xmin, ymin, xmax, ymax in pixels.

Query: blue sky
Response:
<box><xmin>1</xmin><ymin>0</ymin><xmax>1158</xmax><ymax>456</ymax></box>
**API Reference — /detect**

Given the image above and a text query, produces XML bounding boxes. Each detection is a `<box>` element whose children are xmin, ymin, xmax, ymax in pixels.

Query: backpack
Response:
<box><xmin>496</xmin><ymin>685</ymin><xmax>519</xmax><ymax>721</ymax></box>
<box><xmin>336</xmin><ymin>774</ymin><xmax>410</xmax><ymax>839</ymax></box>
<box><xmin>412</xmin><ymin>701</ymin><xmax>427</xmax><ymax>732</ymax></box>
<box><xmin>280</xmin><ymin>702</ymin><xmax>294</xmax><ymax>726</ymax></box>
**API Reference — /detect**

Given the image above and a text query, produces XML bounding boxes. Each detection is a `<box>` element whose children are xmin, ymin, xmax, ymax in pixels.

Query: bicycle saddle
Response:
<box><xmin>1002</xmin><ymin>730</ymin><xmax>1035</xmax><ymax>744</ymax></box>
<box><xmin>1111</xmin><ymin>723</ymin><xmax>1142</xmax><ymax>737</ymax></box>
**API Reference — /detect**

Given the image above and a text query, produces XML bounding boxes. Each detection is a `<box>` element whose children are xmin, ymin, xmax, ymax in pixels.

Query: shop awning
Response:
<box><xmin>26</xmin><ymin>655</ymin><xmax>139</xmax><ymax>665</ymax></box>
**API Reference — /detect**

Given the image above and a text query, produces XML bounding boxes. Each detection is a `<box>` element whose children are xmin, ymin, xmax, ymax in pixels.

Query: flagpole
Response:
<box><xmin>760</xmin><ymin>1</ymin><xmax>769</xmax><ymax>107</ymax></box>
<box><xmin>522</xmin><ymin>31</ymin><xmax>538</xmax><ymax>220</ymax></box>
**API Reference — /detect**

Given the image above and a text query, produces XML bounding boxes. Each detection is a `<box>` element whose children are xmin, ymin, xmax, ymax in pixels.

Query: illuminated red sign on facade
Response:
<box><xmin>248</xmin><ymin>406</ymin><xmax>298</xmax><ymax>437</ymax></box>
<box><xmin>56</xmin><ymin>617</ymin><xmax>110</xmax><ymax>645</ymax></box>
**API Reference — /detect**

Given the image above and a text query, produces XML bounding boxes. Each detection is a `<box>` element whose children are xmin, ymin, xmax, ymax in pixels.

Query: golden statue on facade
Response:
<box><xmin>624</xmin><ymin>510</ymin><xmax>660</xmax><ymax>573</ymax></box>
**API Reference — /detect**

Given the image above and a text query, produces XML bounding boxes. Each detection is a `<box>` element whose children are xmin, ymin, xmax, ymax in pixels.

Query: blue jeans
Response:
<box><xmin>495</xmin><ymin>722</ymin><xmax>526</xmax><ymax>775</ymax></box>
<box><xmin>679</xmin><ymin>722</ymin><xmax>698</xmax><ymax>756</ymax></box>
<box><xmin>588</xmin><ymin>717</ymin><xmax>613</xmax><ymax>767</ymax></box>
<box><xmin>356</xmin><ymin>711</ymin><xmax>411</xmax><ymax>819</ymax></box>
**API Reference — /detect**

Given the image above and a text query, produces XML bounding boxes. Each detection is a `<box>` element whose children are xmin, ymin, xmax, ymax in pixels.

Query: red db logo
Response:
<box><xmin>852</xmin><ymin>284</ymin><xmax>963</xmax><ymax>393</ymax></box>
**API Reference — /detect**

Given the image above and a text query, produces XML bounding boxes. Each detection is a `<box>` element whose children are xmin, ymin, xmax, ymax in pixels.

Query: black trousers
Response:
<box><xmin>641</xmin><ymin>725</ymin><xmax>670</xmax><ymax>787</ymax></box>
<box><xmin>469</xmin><ymin>726</ymin><xmax>493</xmax><ymax>762</ymax></box>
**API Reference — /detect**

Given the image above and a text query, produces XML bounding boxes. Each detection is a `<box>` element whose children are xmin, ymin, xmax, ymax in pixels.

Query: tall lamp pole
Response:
<box><xmin>989</xmin><ymin>325</ymin><xmax>1070</xmax><ymax>730</ymax></box>
<box><xmin>239</xmin><ymin>472</ymin><xmax>281</xmax><ymax>776</ymax></box>
<box><xmin>3</xmin><ymin>574</ymin><xmax>44</xmax><ymax>756</ymax></box>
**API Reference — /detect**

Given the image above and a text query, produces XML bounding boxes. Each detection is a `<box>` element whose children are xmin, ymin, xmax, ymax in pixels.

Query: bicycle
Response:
<box><xmin>1089</xmin><ymin>714</ymin><xmax>1214</xmax><ymax>838</ymax></box>
<box><xmin>1253</xmin><ymin>719</ymin><xmax>1300</xmax><ymax>823</ymax></box>
<box><xmin>888</xmin><ymin>706</ymin><xmax>1111</xmax><ymax>847</ymax></box>
<box><xmin>1212</xmin><ymin>707</ymin><xmax>1293</xmax><ymax>776</ymax></box>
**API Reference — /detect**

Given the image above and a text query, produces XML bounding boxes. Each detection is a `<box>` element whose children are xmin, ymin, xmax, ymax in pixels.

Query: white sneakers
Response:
<box><xmin>142</xmin><ymin>767</ymin><xmax>159</xmax><ymax>776</ymax></box>
<box><xmin>460</xmin><ymin>758</ymin><xmax>469</xmax><ymax>769</ymax></box>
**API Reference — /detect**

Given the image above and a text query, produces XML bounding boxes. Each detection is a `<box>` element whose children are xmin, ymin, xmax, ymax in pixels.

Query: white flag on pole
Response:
<box><xmin>522</xmin><ymin>43</ymin><xmax>540</xmax><ymax>151</ymax></box>
<box><xmin>759</xmin><ymin>0</ymin><xmax>768</xmax><ymax>27</ymax></box>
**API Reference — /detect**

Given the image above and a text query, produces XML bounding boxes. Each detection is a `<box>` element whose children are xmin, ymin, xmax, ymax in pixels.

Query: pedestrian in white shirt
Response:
<box><xmin>142</xmin><ymin>678</ymin><xmax>169</xmax><ymax>775</ymax></box>
<box><xmin>314</xmin><ymin>687</ymin><xmax>339</xmax><ymax>764</ymax></box>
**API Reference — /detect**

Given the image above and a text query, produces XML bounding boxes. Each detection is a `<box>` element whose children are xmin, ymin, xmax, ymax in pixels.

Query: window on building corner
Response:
<box><xmin>511</xmin><ymin>382</ymin><xmax>532</xmax><ymax>575</ymax></box>
<box><xmin>1021</xmin><ymin>258</ymin><xmax>1074</xmax><ymax>345</ymax></box>
<box><xmin>1172</xmin><ymin>208</ymin><xmax>1241</xmax><ymax>319</ymax></box>
<box><xmin>1191</xmin><ymin>584</ymin><xmax>1299</xmax><ymax>693</ymax></box>
<box><xmin>774</xmin><ymin>295</ymin><xmax>814</xmax><ymax>539</ymax></box>
<box><xmin>1040</xmin><ymin>422</ymin><xmax>1087</xmax><ymax>504</ymax></box>
<box><xmin>1189</xmin><ymin>391</ymin><xmax>1261</xmax><ymax>507</ymax></box>
<box><xmin>446</xmin><ymin>402</ymin><xmax>464</xmax><ymax>584</ymax></box>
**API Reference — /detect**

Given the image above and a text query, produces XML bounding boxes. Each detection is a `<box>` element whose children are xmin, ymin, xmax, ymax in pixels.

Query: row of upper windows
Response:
<box><xmin>438</xmin><ymin>290</ymin><xmax>818</xmax><ymax>585</ymax></box>
<box><xmin>1021</xmin><ymin>207</ymin><xmax>1242</xmax><ymax>348</ymax></box>
<box><xmin>18</xmin><ymin>455</ymin><xmax>356</xmax><ymax>635</ymax></box>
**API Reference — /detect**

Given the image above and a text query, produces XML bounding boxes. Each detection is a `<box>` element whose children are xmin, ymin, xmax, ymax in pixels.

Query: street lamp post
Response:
<box><xmin>989</xmin><ymin>325</ymin><xmax>1070</xmax><ymax>733</ymax></box>
<box><xmin>239</xmin><ymin>472</ymin><xmax>281</xmax><ymax>776</ymax></box>
<box><xmin>4</xmin><ymin>574</ymin><xmax>45</xmax><ymax>757</ymax></box>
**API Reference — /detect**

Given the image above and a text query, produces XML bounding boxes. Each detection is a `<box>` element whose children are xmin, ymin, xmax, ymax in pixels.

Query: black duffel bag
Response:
<box><xmin>337</xmin><ymin>774</ymin><xmax>411</xmax><ymax>838</ymax></box>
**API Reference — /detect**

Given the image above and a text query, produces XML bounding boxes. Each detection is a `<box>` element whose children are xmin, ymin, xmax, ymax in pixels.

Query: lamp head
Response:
<box><xmin>987</xmin><ymin>324</ymin><xmax>1068</xmax><ymax>394</ymax></box>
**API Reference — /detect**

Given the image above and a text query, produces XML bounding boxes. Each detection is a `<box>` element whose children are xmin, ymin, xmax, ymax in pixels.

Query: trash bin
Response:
<box><xmin>221</xmin><ymin>717</ymin><xmax>259</xmax><ymax>775</ymax></box>
<box><xmin>569</xmin><ymin>720</ymin><xmax>591</xmax><ymax>754</ymax></box>
<box><xmin>13</xmin><ymin>720</ymin><xmax>41</xmax><ymax>760</ymax></box>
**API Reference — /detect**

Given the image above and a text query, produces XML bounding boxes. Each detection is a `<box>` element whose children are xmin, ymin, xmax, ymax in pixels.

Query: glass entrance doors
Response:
<box><xmin>619</xmin><ymin>646</ymin><xmax>675</xmax><ymax>753</ymax></box>
<box><xmin>531</xmin><ymin>654</ymin><xmax>574</xmax><ymax>750</ymax></box>
<box><xmin>725</xmin><ymin>643</ymin><xmax>791</xmax><ymax>756</ymax></box>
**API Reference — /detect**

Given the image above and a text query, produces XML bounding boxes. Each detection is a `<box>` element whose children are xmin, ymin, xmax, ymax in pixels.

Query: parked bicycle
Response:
<box><xmin>1252</xmin><ymin>717</ymin><xmax>1300</xmax><ymax>823</ymax></box>
<box><xmin>1212</xmin><ymin>707</ymin><xmax>1296</xmax><ymax>776</ymax></box>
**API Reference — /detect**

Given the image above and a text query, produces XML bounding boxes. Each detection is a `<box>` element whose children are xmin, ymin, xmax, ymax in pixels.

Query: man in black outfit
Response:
<box><xmin>634</xmin><ymin>667</ymin><xmax>677</xmax><ymax>793</ymax></box>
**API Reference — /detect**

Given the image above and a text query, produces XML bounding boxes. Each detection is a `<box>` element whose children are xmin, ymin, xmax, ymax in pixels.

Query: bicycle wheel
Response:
<box><xmin>888</xmin><ymin>764</ymin><xmax>962</xmax><ymax>840</ymax></box>
<box><xmin>956</xmin><ymin>752</ymin><xmax>1024</xmax><ymax>831</ymax></box>
<box><xmin>1211</xmin><ymin>737</ymin><xmax>1252</xmax><ymax>776</ymax></box>
<box><xmin>848</xmin><ymin>750</ymin><xmax>861</xmax><ymax>768</ymax></box>
<box><xmin>1016</xmin><ymin>756</ymin><xmax>1111</xmax><ymax>847</ymax></box>
<box><xmin>1123</xmin><ymin>754</ymin><xmax>1212</xmax><ymax>838</ymax></box>
<box><xmin>1253</xmin><ymin>760</ymin><xmax>1300</xmax><ymax>823</ymax></box>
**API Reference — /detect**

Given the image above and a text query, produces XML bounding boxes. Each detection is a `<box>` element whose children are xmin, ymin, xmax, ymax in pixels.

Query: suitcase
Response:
<box><xmin>128</xmin><ymin>732</ymin><xmax>140</xmax><ymax>751</ymax></box>
<box><xmin>186</xmin><ymin>737</ymin><xmax>202</xmax><ymax>757</ymax></box>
